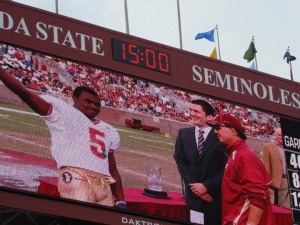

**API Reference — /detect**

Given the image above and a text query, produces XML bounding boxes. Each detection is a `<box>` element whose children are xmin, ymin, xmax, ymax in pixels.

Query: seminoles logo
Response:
<box><xmin>62</xmin><ymin>172</ymin><xmax>73</xmax><ymax>184</ymax></box>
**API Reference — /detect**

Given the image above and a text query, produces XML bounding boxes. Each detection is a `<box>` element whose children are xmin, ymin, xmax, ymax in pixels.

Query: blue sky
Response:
<box><xmin>13</xmin><ymin>0</ymin><xmax>300</xmax><ymax>82</ymax></box>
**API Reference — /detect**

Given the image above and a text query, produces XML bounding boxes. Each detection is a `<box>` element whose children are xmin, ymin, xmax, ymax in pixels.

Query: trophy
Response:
<box><xmin>143</xmin><ymin>164</ymin><xmax>170</xmax><ymax>199</ymax></box>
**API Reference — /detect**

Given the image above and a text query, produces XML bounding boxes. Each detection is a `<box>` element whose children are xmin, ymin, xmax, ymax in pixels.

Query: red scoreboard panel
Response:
<box><xmin>0</xmin><ymin>1</ymin><xmax>299</xmax><ymax>225</ymax></box>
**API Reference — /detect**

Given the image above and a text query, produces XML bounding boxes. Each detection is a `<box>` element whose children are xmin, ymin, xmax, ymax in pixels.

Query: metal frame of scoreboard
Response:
<box><xmin>1</xmin><ymin>0</ymin><xmax>300</xmax><ymax>224</ymax></box>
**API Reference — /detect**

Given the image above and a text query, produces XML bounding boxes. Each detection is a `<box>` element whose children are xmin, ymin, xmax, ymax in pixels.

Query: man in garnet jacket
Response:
<box><xmin>208</xmin><ymin>113</ymin><xmax>274</xmax><ymax>225</ymax></box>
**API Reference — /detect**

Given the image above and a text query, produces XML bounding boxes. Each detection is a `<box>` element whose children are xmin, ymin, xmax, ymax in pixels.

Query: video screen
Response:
<box><xmin>0</xmin><ymin>44</ymin><xmax>280</xmax><ymax>223</ymax></box>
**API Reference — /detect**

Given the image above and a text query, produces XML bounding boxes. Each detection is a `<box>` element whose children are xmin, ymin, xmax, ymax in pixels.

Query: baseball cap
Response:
<box><xmin>208</xmin><ymin>113</ymin><xmax>246</xmax><ymax>138</ymax></box>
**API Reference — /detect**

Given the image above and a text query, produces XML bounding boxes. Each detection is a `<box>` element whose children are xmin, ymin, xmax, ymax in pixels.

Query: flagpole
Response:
<box><xmin>124</xmin><ymin>0</ymin><xmax>130</xmax><ymax>34</ymax></box>
<box><xmin>287</xmin><ymin>46</ymin><xmax>294</xmax><ymax>81</ymax></box>
<box><xmin>289</xmin><ymin>61</ymin><xmax>294</xmax><ymax>81</ymax></box>
<box><xmin>177</xmin><ymin>0</ymin><xmax>183</xmax><ymax>49</ymax></box>
<box><xmin>216</xmin><ymin>25</ymin><xmax>221</xmax><ymax>60</ymax></box>
<box><xmin>252</xmin><ymin>36</ymin><xmax>258</xmax><ymax>70</ymax></box>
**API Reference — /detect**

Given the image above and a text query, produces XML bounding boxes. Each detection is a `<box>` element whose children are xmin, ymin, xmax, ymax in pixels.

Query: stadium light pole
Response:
<box><xmin>177</xmin><ymin>0</ymin><xmax>183</xmax><ymax>49</ymax></box>
<box><xmin>124</xmin><ymin>0</ymin><xmax>130</xmax><ymax>34</ymax></box>
<box><xmin>55</xmin><ymin>0</ymin><xmax>58</xmax><ymax>14</ymax></box>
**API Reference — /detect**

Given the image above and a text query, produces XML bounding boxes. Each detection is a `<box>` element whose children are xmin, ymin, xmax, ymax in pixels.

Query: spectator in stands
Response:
<box><xmin>262</xmin><ymin>128</ymin><xmax>290</xmax><ymax>208</ymax></box>
<box><xmin>154</xmin><ymin>85</ymin><xmax>160</xmax><ymax>98</ymax></box>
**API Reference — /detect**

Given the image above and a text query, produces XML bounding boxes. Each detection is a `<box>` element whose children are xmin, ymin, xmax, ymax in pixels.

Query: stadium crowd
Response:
<box><xmin>0</xmin><ymin>44</ymin><xmax>279</xmax><ymax>138</ymax></box>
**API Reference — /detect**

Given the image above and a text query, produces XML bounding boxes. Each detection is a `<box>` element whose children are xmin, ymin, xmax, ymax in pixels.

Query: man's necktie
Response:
<box><xmin>198</xmin><ymin>129</ymin><xmax>205</xmax><ymax>155</ymax></box>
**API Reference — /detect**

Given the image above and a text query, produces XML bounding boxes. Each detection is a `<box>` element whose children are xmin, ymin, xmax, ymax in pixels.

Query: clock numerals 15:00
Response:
<box><xmin>112</xmin><ymin>38</ymin><xmax>171</xmax><ymax>74</ymax></box>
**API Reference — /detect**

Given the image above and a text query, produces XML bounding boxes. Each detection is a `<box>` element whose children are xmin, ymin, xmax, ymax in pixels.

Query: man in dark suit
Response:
<box><xmin>174</xmin><ymin>99</ymin><xmax>227</xmax><ymax>225</ymax></box>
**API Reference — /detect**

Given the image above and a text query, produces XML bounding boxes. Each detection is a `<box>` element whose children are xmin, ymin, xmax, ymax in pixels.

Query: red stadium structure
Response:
<box><xmin>0</xmin><ymin>1</ymin><xmax>299</xmax><ymax>225</ymax></box>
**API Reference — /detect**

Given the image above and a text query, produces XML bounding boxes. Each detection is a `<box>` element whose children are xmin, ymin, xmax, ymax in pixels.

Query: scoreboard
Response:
<box><xmin>0</xmin><ymin>0</ymin><xmax>300</xmax><ymax>224</ymax></box>
<box><xmin>281</xmin><ymin>117</ymin><xmax>300</xmax><ymax>224</ymax></box>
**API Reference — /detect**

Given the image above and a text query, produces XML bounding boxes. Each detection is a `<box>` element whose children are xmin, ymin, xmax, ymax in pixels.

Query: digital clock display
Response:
<box><xmin>112</xmin><ymin>38</ymin><xmax>171</xmax><ymax>74</ymax></box>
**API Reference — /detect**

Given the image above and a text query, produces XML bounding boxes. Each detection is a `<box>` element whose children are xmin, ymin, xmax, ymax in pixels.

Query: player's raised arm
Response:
<box><xmin>0</xmin><ymin>68</ymin><xmax>52</xmax><ymax>116</ymax></box>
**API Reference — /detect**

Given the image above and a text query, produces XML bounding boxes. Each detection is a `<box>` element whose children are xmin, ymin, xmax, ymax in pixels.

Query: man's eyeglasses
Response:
<box><xmin>214</xmin><ymin>126</ymin><xmax>222</xmax><ymax>131</ymax></box>
<box><xmin>214</xmin><ymin>125</ymin><xmax>231</xmax><ymax>131</ymax></box>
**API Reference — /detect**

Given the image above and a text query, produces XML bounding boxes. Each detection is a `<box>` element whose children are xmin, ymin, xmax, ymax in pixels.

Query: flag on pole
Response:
<box><xmin>195</xmin><ymin>28</ymin><xmax>215</xmax><ymax>42</ymax></box>
<box><xmin>243</xmin><ymin>41</ymin><xmax>257</xmax><ymax>62</ymax></box>
<box><xmin>283</xmin><ymin>50</ymin><xmax>296</xmax><ymax>63</ymax></box>
<box><xmin>209</xmin><ymin>47</ymin><xmax>218</xmax><ymax>59</ymax></box>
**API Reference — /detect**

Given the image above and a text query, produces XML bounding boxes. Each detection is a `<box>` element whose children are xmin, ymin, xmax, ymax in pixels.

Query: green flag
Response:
<box><xmin>243</xmin><ymin>41</ymin><xmax>257</xmax><ymax>62</ymax></box>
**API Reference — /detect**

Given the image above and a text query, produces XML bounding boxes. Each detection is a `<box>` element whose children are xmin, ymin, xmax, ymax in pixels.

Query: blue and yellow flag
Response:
<box><xmin>195</xmin><ymin>28</ymin><xmax>215</xmax><ymax>42</ymax></box>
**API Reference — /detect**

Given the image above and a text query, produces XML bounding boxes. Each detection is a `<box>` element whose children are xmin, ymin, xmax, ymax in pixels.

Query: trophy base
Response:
<box><xmin>142</xmin><ymin>188</ymin><xmax>171</xmax><ymax>199</ymax></box>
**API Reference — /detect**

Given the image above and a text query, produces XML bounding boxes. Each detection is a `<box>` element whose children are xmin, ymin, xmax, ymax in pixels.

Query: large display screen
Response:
<box><xmin>0</xmin><ymin>43</ymin><xmax>283</xmax><ymax>224</ymax></box>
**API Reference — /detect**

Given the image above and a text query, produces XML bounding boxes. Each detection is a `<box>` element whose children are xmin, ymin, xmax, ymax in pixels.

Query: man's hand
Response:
<box><xmin>246</xmin><ymin>204</ymin><xmax>263</xmax><ymax>225</ymax></box>
<box><xmin>189</xmin><ymin>183</ymin><xmax>207</xmax><ymax>196</ymax></box>
<box><xmin>189</xmin><ymin>183</ymin><xmax>213</xmax><ymax>202</ymax></box>
<box><xmin>199</xmin><ymin>193</ymin><xmax>213</xmax><ymax>202</ymax></box>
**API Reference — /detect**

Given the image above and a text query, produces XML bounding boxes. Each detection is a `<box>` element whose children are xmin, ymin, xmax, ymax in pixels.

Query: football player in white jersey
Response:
<box><xmin>0</xmin><ymin>68</ymin><xmax>127</xmax><ymax>209</ymax></box>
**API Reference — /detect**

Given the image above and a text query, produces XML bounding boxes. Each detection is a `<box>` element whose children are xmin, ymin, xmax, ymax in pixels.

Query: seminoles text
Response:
<box><xmin>192</xmin><ymin>65</ymin><xmax>300</xmax><ymax>110</ymax></box>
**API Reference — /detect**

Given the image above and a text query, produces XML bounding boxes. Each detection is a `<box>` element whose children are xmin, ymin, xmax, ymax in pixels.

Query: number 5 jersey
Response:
<box><xmin>40</xmin><ymin>95</ymin><xmax>120</xmax><ymax>176</ymax></box>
